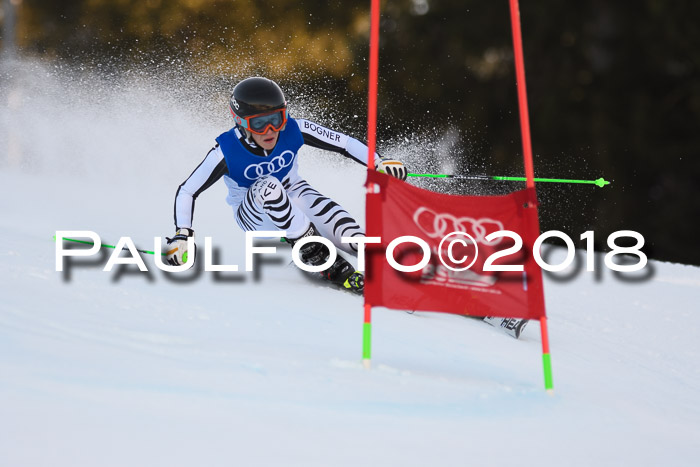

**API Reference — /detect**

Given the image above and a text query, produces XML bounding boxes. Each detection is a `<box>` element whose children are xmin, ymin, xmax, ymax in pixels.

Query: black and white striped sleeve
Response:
<box><xmin>297</xmin><ymin>118</ymin><xmax>379</xmax><ymax>167</ymax></box>
<box><xmin>174</xmin><ymin>145</ymin><xmax>228</xmax><ymax>229</ymax></box>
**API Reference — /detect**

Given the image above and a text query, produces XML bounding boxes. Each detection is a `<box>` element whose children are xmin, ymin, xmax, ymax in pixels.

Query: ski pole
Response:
<box><xmin>53</xmin><ymin>235</ymin><xmax>165</xmax><ymax>256</ymax></box>
<box><xmin>407</xmin><ymin>173</ymin><xmax>610</xmax><ymax>188</ymax></box>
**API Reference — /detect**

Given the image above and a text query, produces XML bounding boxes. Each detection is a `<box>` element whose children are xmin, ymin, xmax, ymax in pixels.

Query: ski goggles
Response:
<box><xmin>233</xmin><ymin>108</ymin><xmax>288</xmax><ymax>135</ymax></box>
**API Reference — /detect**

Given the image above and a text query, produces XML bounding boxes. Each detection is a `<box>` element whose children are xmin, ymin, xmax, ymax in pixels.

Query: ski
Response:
<box><xmin>482</xmin><ymin>316</ymin><xmax>529</xmax><ymax>339</ymax></box>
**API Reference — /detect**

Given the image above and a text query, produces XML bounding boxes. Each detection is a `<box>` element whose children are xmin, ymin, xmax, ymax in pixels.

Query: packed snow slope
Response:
<box><xmin>1</xmin><ymin>59</ymin><xmax>700</xmax><ymax>466</ymax></box>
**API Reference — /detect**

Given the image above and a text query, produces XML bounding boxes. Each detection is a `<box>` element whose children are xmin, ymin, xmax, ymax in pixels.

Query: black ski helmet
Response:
<box><xmin>229</xmin><ymin>77</ymin><xmax>287</xmax><ymax>126</ymax></box>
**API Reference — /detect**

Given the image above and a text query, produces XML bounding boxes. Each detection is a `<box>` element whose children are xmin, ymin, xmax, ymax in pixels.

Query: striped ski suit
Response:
<box><xmin>173</xmin><ymin>118</ymin><xmax>374</xmax><ymax>254</ymax></box>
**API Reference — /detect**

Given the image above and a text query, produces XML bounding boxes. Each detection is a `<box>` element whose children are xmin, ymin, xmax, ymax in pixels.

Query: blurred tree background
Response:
<box><xmin>2</xmin><ymin>0</ymin><xmax>699</xmax><ymax>265</ymax></box>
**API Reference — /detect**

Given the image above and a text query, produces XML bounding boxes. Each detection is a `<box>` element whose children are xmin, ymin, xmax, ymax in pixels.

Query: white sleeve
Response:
<box><xmin>344</xmin><ymin>136</ymin><xmax>376</xmax><ymax>167</ymax></box>
<box><xmin>174</xmin><ymin>145</ymin><xmax>227</xmax><ymax>229</ymax></box>
<box><xmin>297</xmin><ymin>118</ymin><xmax>379</xmax><ymax>167</ymax></box>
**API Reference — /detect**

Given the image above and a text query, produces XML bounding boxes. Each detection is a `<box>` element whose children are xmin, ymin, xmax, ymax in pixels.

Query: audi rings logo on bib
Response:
<box><xmin>243</xmin><ymin>150</ymin><xmax>295</xmax><ymax>180</ymax></box>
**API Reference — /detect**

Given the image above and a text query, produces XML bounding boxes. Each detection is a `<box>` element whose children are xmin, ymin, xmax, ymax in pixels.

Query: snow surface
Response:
<box><xmin>2</xmin><ymin>59</ymin><xmax>700</xmax><ymax>466</ymax></box>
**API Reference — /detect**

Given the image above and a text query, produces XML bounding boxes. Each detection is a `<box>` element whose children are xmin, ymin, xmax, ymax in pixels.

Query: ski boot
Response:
<box><xmin>335</xmin><ymin>269</ymin><xmax>364</xmax><ymax>295</ymax></box>
<box><xmin>287</xmin><ymin>223</ymin><xmax>364</xmax><ymax>295</ymax></box>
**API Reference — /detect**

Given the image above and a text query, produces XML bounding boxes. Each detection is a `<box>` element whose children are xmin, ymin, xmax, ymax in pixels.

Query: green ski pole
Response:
<box><xmin>53</xmin><ymin>235</ymin><xmax>166</xmax><ymax>257</ymax></box>
<box><xmin>407</xmin><ymin>173</ymin><xmax>610</xmax><ymax>188</ymax></box>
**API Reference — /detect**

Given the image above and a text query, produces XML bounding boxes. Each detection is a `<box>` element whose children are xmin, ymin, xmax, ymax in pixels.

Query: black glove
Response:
<box><xmin>376</xmin><ymin>159</ymin><xmax>408</xmax><ymax>181</ymax></box>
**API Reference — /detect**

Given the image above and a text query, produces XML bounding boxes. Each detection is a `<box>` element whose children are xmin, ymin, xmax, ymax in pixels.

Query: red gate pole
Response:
<box><xmin>363</xmin><ymin>0</ymin><xmax>381</xmax><ymax>369</ymax></box>
<box><xmin>508</xmin><ymin>0</ymin><xmax>554</xmax><ymax>392</ymax></box>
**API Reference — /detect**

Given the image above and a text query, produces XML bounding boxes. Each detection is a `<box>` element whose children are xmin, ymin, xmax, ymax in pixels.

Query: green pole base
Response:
<box><xmin>362</xmin><ymin>322</ymin><xmax>372</xmax><ymax>362</ymax></box>
<box><xmin>542</xmin><ymin>353</ymin><xmax>554</xmax><ymax>391</ymax></box>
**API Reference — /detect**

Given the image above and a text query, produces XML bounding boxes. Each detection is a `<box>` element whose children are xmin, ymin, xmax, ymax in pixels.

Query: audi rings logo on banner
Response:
<box><xmin>413</xmin><ymin>207</ymin><xmax>505</xmax><ymax>246</ymax></box>
<box><xmin>244</xmin><ymin>151</ymin><xmax>296</xmax><ymax>180</ymax></box>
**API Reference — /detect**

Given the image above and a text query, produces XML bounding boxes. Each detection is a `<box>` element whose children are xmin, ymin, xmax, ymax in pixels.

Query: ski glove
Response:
<box><xmin>376</xmin><ymin>159</ymin><xmax>408</xmax><ymax>181</ymax></box>
<box><xmin>166</xmin><ymin>228</ymin><xmax>194</xmax><ymax>266</ymax></box>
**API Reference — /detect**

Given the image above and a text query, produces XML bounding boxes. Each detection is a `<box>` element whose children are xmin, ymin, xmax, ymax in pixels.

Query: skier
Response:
<box><xmin>165</xmin><ymin>77</ymin><xmax>407</xmax><ymax>293</ymax></box>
